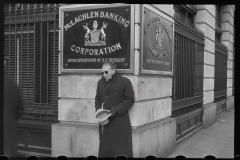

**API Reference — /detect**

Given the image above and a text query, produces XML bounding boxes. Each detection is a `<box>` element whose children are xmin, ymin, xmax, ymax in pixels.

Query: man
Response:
<box><xmin>95</xmin><ymin>62</ymin><xmax>135</xmax><ymax>158</ymax></box>
<box><xmin>4</xmin><ymin>56</ymin><xmax>24</xmax><ymax>157</ymax></box>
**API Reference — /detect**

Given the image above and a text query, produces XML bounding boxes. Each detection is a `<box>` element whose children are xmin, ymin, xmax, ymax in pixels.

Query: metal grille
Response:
<box><xmin>4</xmin><ymin>3</ymin><xmax>59</xmax><ymax>122</ymax></box>
<box><xmin>172</xmin><ymin>22</ymin><xmax>204</xmax><ymax>117</ymax></box>
<box><xmin>214</xmin><ymin>43</ymin><xmax>227</xmax><ymax>102</ymax></box>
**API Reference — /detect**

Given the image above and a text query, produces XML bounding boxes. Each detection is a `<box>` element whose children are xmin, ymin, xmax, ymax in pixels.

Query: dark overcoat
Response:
<box><xmin>95</xmin><ymin>73</ymin><xmax>135</xmax><ymax>158</ymax></box>
<box><xmin>4</xmin><ymin>74</ymin><xmax>24</xmax><ymax>157</ymax></box>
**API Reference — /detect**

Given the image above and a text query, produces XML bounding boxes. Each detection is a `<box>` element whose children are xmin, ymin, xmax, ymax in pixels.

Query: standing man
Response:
<box><xmin>4</xmin><ymin>56</ymin><xmax>24</xmax><ymax>157</ymax></box>
<box><xmin>95</xmin><ymin>62</ymin><xmax>135</xmax><ymax>158</ymax></box>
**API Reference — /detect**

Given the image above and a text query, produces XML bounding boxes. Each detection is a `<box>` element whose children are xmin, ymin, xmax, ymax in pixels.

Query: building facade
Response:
<box><xmin>4</xmin><ymin>4</ymin><xmax>235</xmax><ymax>157</ymax></box>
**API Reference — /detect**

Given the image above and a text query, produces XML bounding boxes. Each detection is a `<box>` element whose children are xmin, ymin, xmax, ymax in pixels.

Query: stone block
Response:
<box><xmin>59</xmin><ymin>74</ymin><xmax>99</xmax><ymax>99</ymax></box>
<box><xmin>52</xmin><ymin>122</ymin><xmax>99</xmax><ymax>157</ymax></box>
<box><xmin>203</xmin><ymin>102</ymin><xmax>217</xmax><ymax>128</ymax></box>
<box><xmin>132</xmin><ymin>117</ymin><xmax>176</xmax><ymax>157</ymax></box>
<box><xmin>222</xmin><ymin>32</ymin><xmax>234</xmax><ymax>44</ymax></box>
<box><xmin>129</xmin><ymin>98</ymin><xmax>172</xmax><ymax>127</ymax></box>
<box><xmin>196</xmin><ymin>23</ymin><xmax>215</xmax><ymax>41</ymax></box>
<box><xmin>222</xmin><ymin>5</ymin><xmax>234</xmax><ymax>17</ymax></box>
<box><xmin>226</xmin><ymin>96</ymin><xmax>234</xmax><ymax>111</ymax></box>
<box><xmin>204</xmin><ymin>65</ymin><xmax>214</xmax><ymax>78</ymax></box>
<box><xmin>203</xmin><ymin>78</ymin><xmax>214</xmax><ymax>91</ymax></box>
<box><xmin>59</xmin><ymin>75</ymin><xmax>78</xmax><ymax>98</ymax></box>
<box><xmin>222</xmin><ymin>41</ymin><xmax>233</xmax><ymax>52</ymax></box>
<box><xmin>58</xmin><ymin>99</ymin><xmax>97</xmax><ymax>123</ymax></box>
<box><xmin>204</xmin><ymin>51</ymin><xmax>215</xmax><ymax>65</ymax></box>
<box><xmin>227</xmin><ymin>51</ymin><xmax>233</xmax><ymax>61</ymax></box>
<box><xmin>196</xmin><ymin>5</ymin><xmax>215</xmax><ymax>18</ymax></box>
<box><xmin>126</xmin><ymin>75</ymin><xmax>172</xmax><ymax>101</ymax></box>
<box><xmin>204</xmin><ymin>38</ymin><xmax>215</xmax><ymax>53</ymax></box>
<box><xmin>195</xmin><ymin>10</ymin><xmax>215</xmax><ymax>29</ymax></box>
<box><xmin>227</xmin><ymin>69</ymin><xmax>233</xmax><ymax>78</ymax></box>
<box><xmin>221</xmin><ymin>22</ymin><xmax>234</xmax><ymax>34</ymax></box>
<box><xmin>227</xmin><ymin>60</ymin><xmax>233</xmax><ymax>69</ymax></box>
<box><xmin>227</xmin><ymin>88</ymin><xmax>233</xmax><ymax>97</ymax></box>
<box><xmin>227</xmin><ymin>79</ymin><xmax>233</xmax><ymax>88</ymax></box>
<box><xmin>152</xmin><ymin>4</ymin><xmax>174</xmax><ymax>18</ymax></box>
<box><xmin>222</xmin><ymin>12</ymin><xmax>234</xmax><ymax>26</ymax></box>
<box><xmin>203</xmin><ymin>90</ymin><xmax>214</xmax><ymax>104</ymax></box>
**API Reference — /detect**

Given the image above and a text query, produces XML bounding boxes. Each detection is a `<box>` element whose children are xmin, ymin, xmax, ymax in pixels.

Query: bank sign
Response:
<box><xmin>60</xmin><ymin>4</ymin><xmax>134</xmax><ymax>73</ymax></box>
<box><xmin>141</xmin><ymin>5</ymin><xmax>173</xmax><ymax>75</ymax></box>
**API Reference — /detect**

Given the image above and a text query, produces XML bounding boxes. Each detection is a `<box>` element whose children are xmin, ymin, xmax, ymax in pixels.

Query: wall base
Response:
<box><xmin>226</xmin><ymin>96</ymin><xmax>234</xmax><ymax>111</ymax></box>
<box><xmin>52</xmin><ymin>117</ymin><xmax>176</xmax><ymax>158</ymax></box>
<box><xmin>132</xmin><ymin>117</ymin><xmax>176</xmax><ymax>158</ymax></box>
<box><xmin>203</xmin><ymin>102</ymin><xmax>217</xmax><ymax>129</ymax></box>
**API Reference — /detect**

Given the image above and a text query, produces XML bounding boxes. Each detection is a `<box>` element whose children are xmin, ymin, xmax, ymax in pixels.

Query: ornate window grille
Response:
<box><xmin>4</xmin><ymin>3</ymin><xmax>60</xmax><ymax>122</ymax></box>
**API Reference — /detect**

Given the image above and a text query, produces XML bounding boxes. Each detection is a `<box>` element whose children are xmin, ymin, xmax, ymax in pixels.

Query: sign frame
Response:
<box><xmin>59</xmin><ymin>4</ymin><xmax>135</xmax><ymax>74</ymax></box>
<box><xmin>140</xmin><ymin>4</ymin><xmax>174</xmax><ymax>75</ymax></box>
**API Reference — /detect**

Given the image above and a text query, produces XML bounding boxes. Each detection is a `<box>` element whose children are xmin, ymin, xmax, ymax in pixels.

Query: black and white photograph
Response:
<box><xmin>3</xmin><ymin>3</ymin><xmax>235</xmax><ymax>158</ymax></box>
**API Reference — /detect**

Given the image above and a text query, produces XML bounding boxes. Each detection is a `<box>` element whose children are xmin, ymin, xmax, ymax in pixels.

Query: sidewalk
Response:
<box><xmin>168</xmin><ymin>109</ymin><xmax>234</xmax><ymax>158</ymax></box>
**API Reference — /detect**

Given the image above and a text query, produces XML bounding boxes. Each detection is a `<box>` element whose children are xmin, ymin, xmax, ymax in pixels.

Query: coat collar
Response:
<box><xmin>103</xmin><ymin>73</ymin><xmax>118</xmax><ymax>95</ymax></box>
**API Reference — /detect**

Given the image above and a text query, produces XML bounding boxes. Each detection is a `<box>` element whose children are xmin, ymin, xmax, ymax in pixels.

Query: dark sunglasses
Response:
<box><xmin>102</xmin><ymin>71</ymin><xmax>109</xmax><ymax>75</ymax></box>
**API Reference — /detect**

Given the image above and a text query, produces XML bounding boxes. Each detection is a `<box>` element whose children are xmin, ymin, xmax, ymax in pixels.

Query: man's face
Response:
<box><xmin>101</xmin><ymin>65</ymin><xmax>115</xmax><ymax>81</ymax></box>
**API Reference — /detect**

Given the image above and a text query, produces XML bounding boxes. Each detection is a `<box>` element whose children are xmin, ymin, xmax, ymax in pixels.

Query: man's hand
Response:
<box><xmin>109</xmin><ymin>107</ymin><xmax>117</xmax><ymax>117</ymax></box>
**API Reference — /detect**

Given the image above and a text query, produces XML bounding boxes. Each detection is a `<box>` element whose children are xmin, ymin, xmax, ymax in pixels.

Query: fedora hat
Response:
<box><xmin>95</xmin><ymin>109</ymin><xmax>112</xmax><ymax>125</ymax></box>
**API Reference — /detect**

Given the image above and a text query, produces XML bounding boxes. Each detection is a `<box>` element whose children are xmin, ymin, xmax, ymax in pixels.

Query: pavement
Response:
<box><xmin>168</xmin><ymin>109</ymin><xmax>234</xmax><ymax>158</ymax></box>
